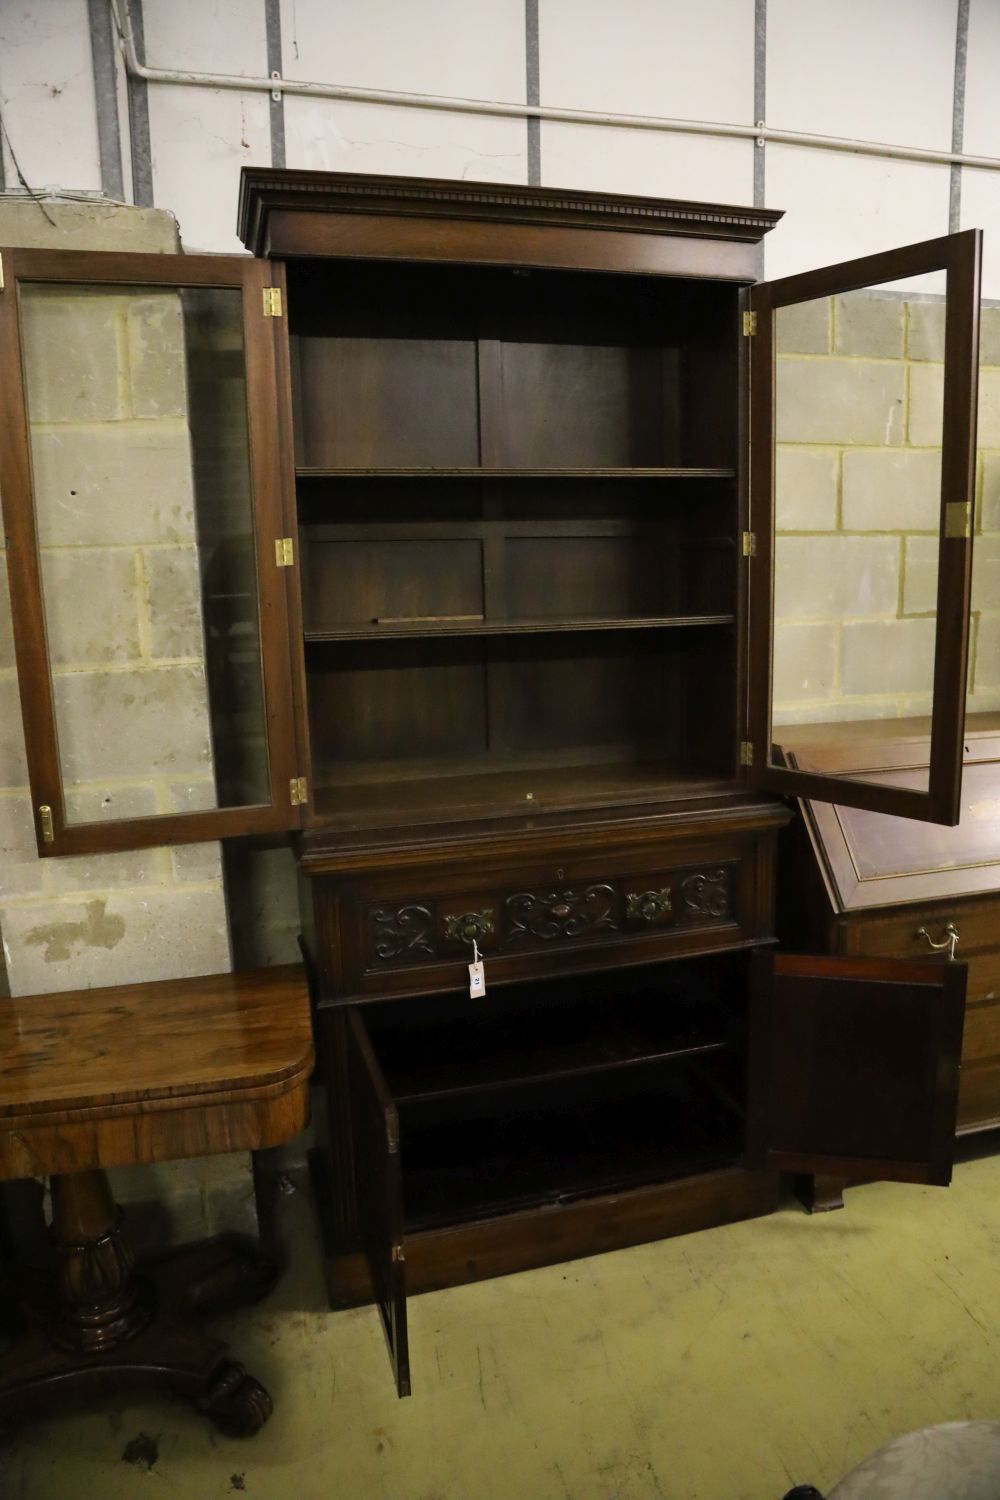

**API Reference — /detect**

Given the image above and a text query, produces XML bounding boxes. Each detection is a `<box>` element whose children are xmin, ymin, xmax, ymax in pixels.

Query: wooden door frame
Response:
<box><xmin>747</xmin><ymin>229</ymin><xmax>982</xmax><ymax>825</ymax></box>
<box><xmin>0</xmin><ymin>247</ymin><xmax>304</xmax><ymax>854</ymax></box>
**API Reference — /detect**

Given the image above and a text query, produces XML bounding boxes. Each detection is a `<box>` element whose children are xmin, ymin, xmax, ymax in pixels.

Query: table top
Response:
<box><xmin>0</xmin><ymin>965</ymin><xmax>314</xmax><ymax>1121</ymax></box>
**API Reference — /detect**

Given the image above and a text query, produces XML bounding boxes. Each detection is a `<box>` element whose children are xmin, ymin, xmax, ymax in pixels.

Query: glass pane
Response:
<box><xmin>967</xmin><ymin>310</ymin><xmax>1000</xmax><ymax>734</ymax></box>
<box><xmin>19</xmin><ymin>281</ymin><xmax>269</xmax><ymax>824</ymax></box>
<box><xmin>769</xmin><ymin>269</ymin><xmax>949</xmax><ymax>793</ymax></box>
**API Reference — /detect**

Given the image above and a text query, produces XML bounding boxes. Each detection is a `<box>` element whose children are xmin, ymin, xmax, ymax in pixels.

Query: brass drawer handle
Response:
<box><xmin>626</xmin><ymin>887</ymin><xmax>673</xmax><ymax>924</ymax></box>
<box><xmin>917</xmin><ymin>922</ymin><xmax>960</xmax><ymax>961</ymax></box>
<box><xmin>443</xmin><ymin>909</ymin><xmax>495</xmax><ymax>945</ymax></box>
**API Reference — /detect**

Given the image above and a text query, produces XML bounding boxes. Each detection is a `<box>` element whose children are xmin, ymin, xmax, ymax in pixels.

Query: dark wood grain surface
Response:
<box><xmin>0</xmin><ymin>965</ymin><xmax>313</xmax><ymax>1120</ymax></box>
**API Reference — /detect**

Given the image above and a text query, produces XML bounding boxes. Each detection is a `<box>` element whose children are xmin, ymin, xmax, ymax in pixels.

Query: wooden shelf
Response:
<box><xmin>303</xmin><ymin>613</ymin><xmax>736</xmax><ymax>643</ymax></box>
<box><xmin>311</xmin><ymin>761</ymin><xmax>738</xmax><ymax>831</ymax></box>
<box><xmin>369</xmin><ymin>994</ymin><xmax>731</xmax><ymax>1106</ymax></box>
<box><xmin>295</xmin><ymin>466</ymin><xmax>737</xmax><ymax>480</ymax></box>
<box><xmin>400</xmin><ymin>1070</ymin><xmax>742</xmax><ymax>1231</ymax></box>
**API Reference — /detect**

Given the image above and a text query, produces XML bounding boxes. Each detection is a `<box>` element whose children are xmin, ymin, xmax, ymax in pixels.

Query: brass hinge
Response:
<box><xmin>742</xmin><ymin>531</ymin><xmax>756</xmax><ymax>557</ymax></box>
<box><xmin>262</xmin><ymin>286</ymin><xmax>283</xmax><ymax>317</ymax></box>
<box><xmin>275</xmin><ymin>536</ymin><xmax>294</xmax><ymax>567</ymax></box>
<box><xmin>387</xmin><ymin>1114</ymin><xmax>400</xmax><ymax>1155</ymax></box>
<box><xmin>743</xmin><ymin>309</ymin><xmax>757</xmax><ymax>336</ymax></box>
<box><xmin>740</xmin><ymin>740</ymin><xmax>754</xmax><ymax>768</ymax></box>
<box><xmin>290</xmin><ymin>775</ymin><xmax>308</xmax><ymax>806</ymax></box>
<box><xmin>38</xmin><ymin>804</ymin><xmax>54</xmax><ymax>844</ymax></box>
<box><xmin>945</xmin><ymin>500</ymin><xmax>972</xmax><ymax>539</ymax></box>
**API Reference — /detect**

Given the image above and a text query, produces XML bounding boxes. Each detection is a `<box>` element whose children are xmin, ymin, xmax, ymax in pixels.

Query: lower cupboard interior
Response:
<box><xmin>361</xmin><ymin>953</ymin><xmax>749</xmax><ymax>1233</ymax></box>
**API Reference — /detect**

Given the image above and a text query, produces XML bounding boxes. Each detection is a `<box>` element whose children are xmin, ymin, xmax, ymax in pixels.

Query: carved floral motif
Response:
<box><xmin>680</xmin><ymin>869</ymin><xmax>730</xmax><ymax>920</ymax></box>
<box><xmin>625</xmin><ymin>887</ymin><xmax>673</xmax><ymax>924</ymax></box>
<box><xmin>504</xmin><ymin>885</ymin><xmax>618</xmax><ymax>944</ymax></box>
<box><xmin>369</xmin><ymin>904</ymin><xmax>436</xmax><ymax>963</ymax></box>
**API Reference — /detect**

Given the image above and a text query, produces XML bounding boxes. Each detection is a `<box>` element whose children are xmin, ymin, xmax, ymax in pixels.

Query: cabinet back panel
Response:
<box><xmin>494</xmin><ymin>637</ymin><xmax>669</xmax><ymax>754</ymax></box>
<box><xmin>303</xmin><ymin>538</ymin><xmax>484</xmax><ymax>630</ymax></box>
<box><xmin>491</xmin><ymin>343</ymin><xmax>676</xmax><ymax>468</ymax></box>
<box><xmin>399</xmin><ymin>1058</ymin><xmax>743</xmax><ymax>1229</ymax></box>
<box><xmin>505</xmin><ymin>536</ymin><xmax>669</xmax><ymax>619</ymax></box>
<box><xmin>307</xmin><ymin>627</ymin><xmax>736</xmax><ymax>786</ymax></box>
<box><xmin>294</xmin><ymin>336</ymin><xmax>479</xmax><ymax>468</ymax></box>
<box><xmin>309</xmin><ymin>639</ymin><xmax>486</xmax><ymax>763</ymax></box>
<box><xmin>298</xmin><ymin>478</ymin><xmax>484</xmax><ymax>525</ymax></box>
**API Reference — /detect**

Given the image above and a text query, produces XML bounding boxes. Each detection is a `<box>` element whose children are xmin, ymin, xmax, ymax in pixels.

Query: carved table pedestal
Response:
<box><xmin>0</xmin><ymin>967</ymin><xmax>313</xmax><ymax>1436</ymax></box>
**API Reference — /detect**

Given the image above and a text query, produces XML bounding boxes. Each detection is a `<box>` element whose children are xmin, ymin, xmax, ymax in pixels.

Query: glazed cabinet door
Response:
<box><xmin>345</xmin><ymin>1008</ymin><xmax>411</xmax><ymax>1398</ymax></box>
<box><xmin>0</xmin><ymin>249</ymin><xmax>304</xmax><ymax>854</ymax></box>
<box><xmin>747</xmin><ymin>951</ymin><xmax>966</xmax><ymax>1184</ymax></box>
<box><xmin>748</xmin><ymin>230</ymin><xmax>981</xmax><ymax>825</ymax></box>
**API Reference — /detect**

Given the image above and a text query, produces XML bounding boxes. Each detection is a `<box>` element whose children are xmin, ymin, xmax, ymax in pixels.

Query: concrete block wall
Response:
<box><xmin>0</xmin><ymin>199</ymin><xmax>261</xmax><ymax>1241</ymax></box>
<box><xmin>0</xmin><ymin>204</ymin><xmax>232</xmax><ymax>997</ymax></box>
<box><xmin>773</xmin><ymin>290</ymin><xmax>1000</xmax><ymax>727</ymax></box>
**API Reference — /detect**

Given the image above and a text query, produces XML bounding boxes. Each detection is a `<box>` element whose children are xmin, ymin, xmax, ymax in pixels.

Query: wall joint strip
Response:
<box><xmin>125</xmin><ymin>0</ymin><xmax>153</xmax><ymax>206</ymax></box>
<box><xmin>525</xmin><ymin>0</ymin><xmax>540</xmax><ymax>187</ymax></box>
<box><xmin>950</xmin><ymin>0</ymin><xmax>970</xmax><ymax>233</ymax></box>
<box><xmin>265</xmin><ymin>0</ymin><xmax>286</xmax><ymax>170</ymax></box>
<box><xmin>87</xmin><ymin>0</ymin><xmax>125</xmax><ymax>200</ymax></box>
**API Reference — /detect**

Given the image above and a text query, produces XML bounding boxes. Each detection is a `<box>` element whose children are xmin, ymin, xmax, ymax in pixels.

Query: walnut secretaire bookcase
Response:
<box><xmin>0</xmin><ymin>170</ymin><xmax>982</xmax><ymax>1394</ymax></box>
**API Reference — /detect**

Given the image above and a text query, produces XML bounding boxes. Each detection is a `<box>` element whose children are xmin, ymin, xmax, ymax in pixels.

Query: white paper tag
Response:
<box><xmin>468</xmin><ymin>938</ymin><xmax>486</xmax><ymax>997</ymax></box>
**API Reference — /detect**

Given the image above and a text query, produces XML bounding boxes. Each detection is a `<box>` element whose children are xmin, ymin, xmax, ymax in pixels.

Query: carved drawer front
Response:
<box><xmin>362</xmin><ymin>861</ymin><xmax>739</xmax><ymax>971</ymax></box>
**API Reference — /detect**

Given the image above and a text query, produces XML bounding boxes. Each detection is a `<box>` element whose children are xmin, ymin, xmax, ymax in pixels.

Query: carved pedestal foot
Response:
<box><xmin>196</xmin><ymin>1359</ymin><xmax>273</xmax><ymax>1437</ymax></box>
<box><xmin>794</xmin><ymin>1174</ymin><xmax>847</xmax><ymax>1214</ymax></box>
<box><xmin>0</xmin><ymin>1170</ymin><xmax>279</xmax><ymax>1437</ymax></box>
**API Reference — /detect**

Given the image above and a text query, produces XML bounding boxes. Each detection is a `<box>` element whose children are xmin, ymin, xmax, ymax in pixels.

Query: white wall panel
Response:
<box><xmin>963</xmin><ymin>0</ymin><xmax>1000</xmax><ymax>297</ymax></box>
<box><xmin>143</xmin><ymin>0</ymin><xmax>271</xmax><ymax>251</ymax></box>
<box><xmin>536</xmin><ymin>0</ymin><xmax>754</xmax><ymax>202</ymax></box>
<box><xmin>768</xmin><ymin>0</ymin><xmax>956</xmax><ymax>152</ymax></box>
<box><xmin>147</xmin><ymin>85</ymin><xmax>271</xmax><ymax>250</ymax></box>
<box><xmin>764</xmin><ymin>148</ymin><xmax>950</xmax><ymax>282</ymax></box>
<box><xmin>961</xmin><ymin>171</ymin><xmax>1000</xmax><ymax>302</ymax></box>
<box><xmin>279</xmin><ymin>0</ymin><xmax>527</xmax><ymax>186</ymax></box>
<box><xmin>539</xmin><ymin>0</ymin><xmax>754</xmax><ymax>124</ymax></box>
<box><xmin>280</xmin><ymin>0</ymin><xmax>525</xmax><ymax>99</ymax></box>
<box><xmin>283</xmin><ymin>97</ymin><xmax>526</xmax><ymax>183</ymax></box>
<box><xmin>0</xmin><ymin>0</ymin><xmax>101</xmax><ymax>193</ymax></box>
<box><xmin>541</xmin><ymin>123</ymin><xmax>753</xmax><ymax>206</ymax></box>
<box><xmin>964</xmin><ymin>0</ymin><xmax>1000</xmax><ymax>158</ymax></box>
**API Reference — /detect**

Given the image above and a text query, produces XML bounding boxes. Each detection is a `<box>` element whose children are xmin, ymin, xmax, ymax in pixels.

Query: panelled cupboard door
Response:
<box><xmin>747</xmin><ymin>951</ymin><xmax>966</xmax><ymax>1185</ymax></box>
<box><xmin>0</xmin><ymin>248</ymin><xmax>304</xmax><ymax>855</ymax></box>
<box><xmin>346</xmin><ymin>1008</ymin><xmax>411</xmax><ymax>1399</ymax></box>
<box><xmin>748</xmin><ymin>229</ymin><xmax>982</xmax><ymax>826</ymax></box>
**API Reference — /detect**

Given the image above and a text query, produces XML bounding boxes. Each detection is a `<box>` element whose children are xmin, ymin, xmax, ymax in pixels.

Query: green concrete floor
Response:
<box><xmin>4</xmin><ymin>1144</ymin><xmax>1000</xmax><ymax>1500</ymax></box>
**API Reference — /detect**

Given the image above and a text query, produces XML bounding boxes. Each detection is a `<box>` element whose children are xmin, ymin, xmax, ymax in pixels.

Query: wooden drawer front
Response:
<box><xmin>362</xmin><ymin>859</ymin><xmax>742</xmax><ymax>975</ymax></box>
<box><xmin>957</xmin><ymin>998</ymin><xmax>1000</xmax><ymax>1133</ymax></box>
<box><xmin>849</xmin><ymin>911</ymin><xmax>1000</xmax><ymax>1134</ymax></box>
<box><xmin>958</xmin><ymin>1060</ymin><xmax>1000</xmax><ymax>1132</ymax></box>
<box><xmin>962</xmin><ymin>997</ymin><xmax>1000</xmax><ymax>1064</ymax></box>
<box><xmin>849</xmin><ymin>900</ymin><xmax>1000</xmax><ymax>1002</ymax></box>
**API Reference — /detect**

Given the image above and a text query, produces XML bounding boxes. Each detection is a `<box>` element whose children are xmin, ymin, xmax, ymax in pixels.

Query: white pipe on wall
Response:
<box><xmin>111</xmin><ymin>0</ymin><xmax>1000</xmax><ymax>176</ymax></box>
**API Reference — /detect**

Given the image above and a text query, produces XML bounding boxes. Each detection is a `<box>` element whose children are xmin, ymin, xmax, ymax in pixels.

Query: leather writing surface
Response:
<box><xmin>834</xmin><ymin>761</ymin><xmax>1000</xmax><ymax>880</ymax></box>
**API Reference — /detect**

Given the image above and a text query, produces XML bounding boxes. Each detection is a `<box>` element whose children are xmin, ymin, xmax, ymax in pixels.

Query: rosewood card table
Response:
<box><xmin>0</xmin><ymin>964</ymin><xmax>313</xmax><ymax>1436</ymax></box>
